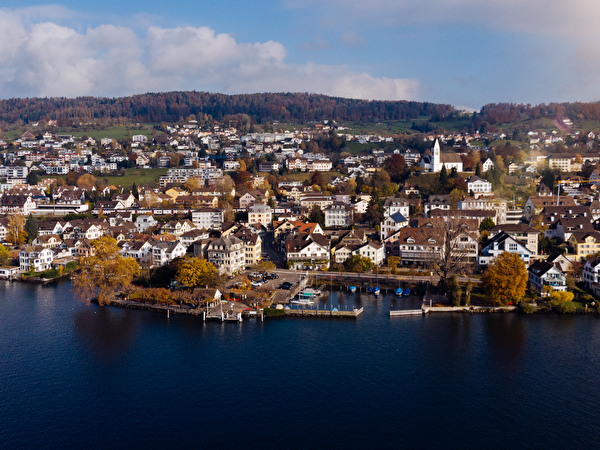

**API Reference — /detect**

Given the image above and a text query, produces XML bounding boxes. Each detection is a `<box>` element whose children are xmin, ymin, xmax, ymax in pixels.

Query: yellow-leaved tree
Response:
<box><xmin>175</xmin><ymin>256</ymin><xmax>219</xmax><ymax>289</ymax></box>
<box><xmin>482</xmin><ymin>252</ymin><xmax>528</xmax><ymax>305</ymax></box>
<box><xmin>72</xmin><ymin>236</ymin><xmax>140</xmax><ymax>305</ymax></box>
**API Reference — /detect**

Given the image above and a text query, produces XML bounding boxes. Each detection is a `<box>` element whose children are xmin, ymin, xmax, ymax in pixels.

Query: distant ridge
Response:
<box><xmin>0</xmin><ymin>92</ymin><xmax>454</xmax><ymax>125</ymax></box>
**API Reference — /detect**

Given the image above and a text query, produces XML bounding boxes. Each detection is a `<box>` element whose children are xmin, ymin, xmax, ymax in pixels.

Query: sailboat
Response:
<box><xmin>395</xmin><ymin>287</ymin><xmax>403</xmax><ymax>296</ymax></box>
<box><xmin>373</xmin><ymin>265</ymin><xmax>380</xmax><ymax>296</ymax></box>
<box><xmin>403</xmin><ymin>288</ymin><xmax>410</xmax><ymax>296</ymax></box>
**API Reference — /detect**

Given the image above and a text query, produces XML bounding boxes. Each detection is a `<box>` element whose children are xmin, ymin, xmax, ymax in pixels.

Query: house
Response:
<box><xmin>30</xmin><ymin>234</ymin><xmax>63</xmax><ymax>249</ymax></box>
<box><xmin>191</xmin><ymin>208</ymin><xmax>224</xmax><ymax>230</ymax></box>
<box><xmin>478</xmin><ymin>232</ymin><xmax>531</xmax><ymax>266</ymax></box>
<box><xmin>383</xmin><ymin>227</ymin><xmax>443</xmax><ymax>266</ymax></box>
<box><xmin>524</xmin><ymin>195</ymin><xmax>576</xmax><ymax>220</ymax></box>
<box><xmin>0</xmin><ymin>195</ymin><xmax>36</xmax><ymax>215</ymax></box>
<box><xmin>19</xmin><ymin>246</ymin><xmax>54</xmax><ymax>272</ymax></box>
<box><xmin>546</xmin><ymin>252</ymin><xmax>574</xmax><ymax>274</ymax></box>
<box><xmin>528</xmin><ymin>261</ymin><xmax>567</xmax><ymax>294</ymax></box>
<box><xmin>488</xmin><ymin>224</ymin><xmax>541</xmax><ymax>258</ymax></box>
<box><xmin>482</xmin><ymin>158</ymin><xmax>494</xmax><ymax>172</ymax></box>
<box><xmin>383</xmin><ymin>197</ymin><xmax>410</xmax><ymax>219</ymax></box>
<box><xmin>151</xmin><ymin>241</ymin><xmax>187</xmax><ymax>266</ymax></box>
<box><xmin>248</xmin><ymin>204</ymin><xmax>273</xmax><ymax>227</ymax></box>
<box><xmin>179</xmin><ymin>229</ymin><xmax>210</xmax><ymax>249</ymax></box>
<box><xmin>353</xmin><ymin>242</ymin><xmax>385</xmax><ymax>266</ymax></box>
<box><xmin>161</xmin><ymin>219</ymin><xmax>196</xmax><ymax>236</ymax></box>
<box><xmin>239</xmin><ymin>190</ymin><xmax>269</xmax><ymax>209</ymax></box>
<box><xmin>234</xmin><ymin>226</ymin><xmax>262</xmax><ymax>267</ymax></box>
<box><xmin>380</xmin><ymin>212</ymin><xmax>408</xmax><ymax>241</ymax></box>
<box><xmin>299</xmin><ymin>193</ymin><xmax>333</xmax><ymax>209</ymax></box>
<box><xmin>583</xmin><ymin>258</ymin><xmax>600</xmax><ymax>289</ymax></box>
<box><xmin>458</xmin><ymin>198</ymin><xmax>507</xmax><ymax>224</ymax></box>
<box><xmin>285</xmin><ymin>233</ymin><xmax>330</xmax><ymax>270</ymax></box>
<box><xmin>466</xmin><ymin>176</ymin><xmax>492</xmax><ymax>196</ymax></box>
<box><xmin>323</xmin><ymin>202</ymin><xmax>354</xmax><ymax>228</ymax></box>
<box><xmin>135</xmin><ymin>215</ymin><xmax>158</xmax><ymax>233</ymax></box>
<box><xmin>423</xmin><ymin>195</ymin><xmax>452</xmax><ymax>217</ymax></box>
<box><xmin>120</xmin><ymin>240</ymin><xmax>153</xmax><ymax>264</ymax></box>
<box><xmin>567</xmin><ymin>231</ymin><xmax>600</xmax><ymax>262</ymax></box>
<box><xmin>207</xmin><ymin>235</ymin><xmax>244</xmax><ymax>275</ymax></box>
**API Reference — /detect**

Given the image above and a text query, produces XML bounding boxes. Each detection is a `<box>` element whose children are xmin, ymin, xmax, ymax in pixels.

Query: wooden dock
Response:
<box><xmin>285</xmin><ymin>306</ymin><xmax>363</xmax><ymax>319</ymax></box>
<box><xmin>389</xmin><ymin>309</ymin><xmax>425</xmax><ymax>317</ymax></box>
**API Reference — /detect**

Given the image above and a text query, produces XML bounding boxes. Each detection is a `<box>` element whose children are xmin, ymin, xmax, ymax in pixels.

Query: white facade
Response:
<box><xmin>192</xmin><ymin>208</ymin><xmax>224</xmax><ymax>230</ymax></box>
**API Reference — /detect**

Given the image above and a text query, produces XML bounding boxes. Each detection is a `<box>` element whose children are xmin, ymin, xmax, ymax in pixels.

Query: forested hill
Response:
<box><xmin>0</xmin><ymin>92</ymin><xmax>454</xmax><ymax>125</ymax></box>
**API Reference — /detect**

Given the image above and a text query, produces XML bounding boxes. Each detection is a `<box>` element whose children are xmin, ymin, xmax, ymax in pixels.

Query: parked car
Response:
<box><xmin>269</xmin><ymin>273</ymin><xmax>279</xmax><ymax>279</ymax></box>
<box><xmin>249</xmin><ymin>272</ymin><xmax>262</xmax><ymax>279</ymax></box>
<box><xmin>251</xmin><ymin>281</ymin><xmax>264</xmax><ymax>288</ymax></box>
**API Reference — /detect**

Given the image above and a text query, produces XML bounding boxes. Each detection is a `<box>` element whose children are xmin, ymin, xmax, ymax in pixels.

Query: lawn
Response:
<box><xmin>4</xmin><ymin>125</ymin><xmax>156</xmax><ymax>141</ymax></box>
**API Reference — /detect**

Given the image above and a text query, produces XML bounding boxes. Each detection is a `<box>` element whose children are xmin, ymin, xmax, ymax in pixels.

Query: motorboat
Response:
<box><xmin>395</xmin><ymin>288</ymin><xmax>403</xmax><ymax>296</ymax></box>
<box><xmin>403</xmin><ymin>288</ymin><xmax>410</xmax><ymax>296</ymax></box>
<box><xmin>373</xmin><ymin>286</ymin><xmax>380</xmax><ymax>296</ymax></box>
<box><xmin>349</xmin><ymin>286</ymin><xmax>357</xmax><ymax>293</ymax></box>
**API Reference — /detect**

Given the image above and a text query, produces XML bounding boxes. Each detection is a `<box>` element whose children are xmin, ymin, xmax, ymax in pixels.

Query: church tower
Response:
<box><xmin>432</xmin><ymin>139</ymin><xmax>441</xmax><ymax>172</ymax></box>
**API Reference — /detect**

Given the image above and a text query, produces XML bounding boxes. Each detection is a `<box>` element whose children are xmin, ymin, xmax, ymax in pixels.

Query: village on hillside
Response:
<box><xmin>1</xmin><ymin>116</ymin><xmax>600</xmax><ymax>310</ymax></box>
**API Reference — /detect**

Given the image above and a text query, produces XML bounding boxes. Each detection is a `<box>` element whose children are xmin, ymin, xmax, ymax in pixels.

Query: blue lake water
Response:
<box><xmin>1</xmin><ymin>280</ymin><xmax>600</xmax><ymax>449</ymax></box>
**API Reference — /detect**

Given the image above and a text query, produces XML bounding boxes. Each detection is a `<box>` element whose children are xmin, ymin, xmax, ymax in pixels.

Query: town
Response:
<box><xmin>1</xmin><ymin>115</ymin><xmax>599</xmax><ymax>314</ymax></box>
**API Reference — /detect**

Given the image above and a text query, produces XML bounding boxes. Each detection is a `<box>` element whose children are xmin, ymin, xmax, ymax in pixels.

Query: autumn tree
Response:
<box><xmin>0</xmin><ymin>243</ymin><xmax>9</xmax><ymax>266</ymax></box>
<box><xmin>387</xmin><ymin>256</ymin><xmax>400</xmax><ymax>274</ymax></box>
<box><xmin>481</xmin><ymin>252</ymin><xmax>528</xmax><ymax>305</ymax></box>
<box><xmin>7</xmin><ymin>214</ymin><xmax>26</xmax><ymax>245</ymax></box>
<box><xmin>72</xmin><ymin>236</ymin><xmax>141</xmax><ymax>305</ymax></box>
<box><xmin>479</xmin><ymin>217</ymin><xmax>496</xmax><ymax>232</ymax></box>
<box><xmin>77</xmin><ymin>173</ymin><xmax>96</xmax><ymax>188</ymax></box>
<box><xmin>175</xmin><ymin>256</ymin><xmax>219</xmax><ymax>289</ymax></box>
<box><xmin>184</xmin><ymin>177</ymin><xmax>201</xmax><ymax>192</ymax></box>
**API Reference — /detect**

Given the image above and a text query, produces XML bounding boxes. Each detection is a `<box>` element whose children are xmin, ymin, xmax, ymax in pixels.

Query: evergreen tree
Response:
<box><xmin>439</xmin><ymin>164</ymin><xmax>448</xmax><ymax>186</ymax></box>
<box><xmin>25</xmin><ymin>214</ymin><xmax>38</xmax><ymax>242</ymax></box>
<box><xmin>132</xmin><ymin>183</ymin><xmax>139</xmax><ymax>199</ymax></box>
<box><xmin>475</xmin><ymin>162</ymin><xmax>482</xmax><ymax>177</ymax></box>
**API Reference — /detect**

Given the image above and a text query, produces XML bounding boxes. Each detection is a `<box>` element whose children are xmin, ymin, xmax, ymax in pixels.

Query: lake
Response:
<box><xmin>1</xmin><ymin>280</ymin><xmax>599</xmax><ymax>449</ymax></box>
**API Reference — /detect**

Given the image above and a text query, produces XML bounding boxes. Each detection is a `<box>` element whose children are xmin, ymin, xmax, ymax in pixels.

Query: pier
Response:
<box><xmin>285</xmin><ymin>306</ymin><xmax>363</xmax><ymax>319</ymax></box>
<box><xmin>390</xmin><ymin>309</ymin><xmax>425</xmax><ymax>317</ymax></box>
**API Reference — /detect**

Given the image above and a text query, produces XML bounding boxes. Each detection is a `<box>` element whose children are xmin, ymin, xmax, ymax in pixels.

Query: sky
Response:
<box><xmin>1</xmin><ymin>1</ymin><xmax>600</xmax><ymax>110</ymax></box>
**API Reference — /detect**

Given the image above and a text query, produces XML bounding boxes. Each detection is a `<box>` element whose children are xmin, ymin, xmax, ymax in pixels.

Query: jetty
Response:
<box><xmin>285</xmin><ymin>306</ymin><xmax>363</xmax><ymax>319</ymax></box>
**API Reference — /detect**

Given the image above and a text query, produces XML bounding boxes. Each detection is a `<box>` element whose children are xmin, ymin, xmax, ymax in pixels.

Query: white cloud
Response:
<box><xmin>0</xmin><ymin>9</ymin><xmax>419</xmax><ymax>101</ymax></box>
<box><xmin>286</xmin><ymin>0</ymin><xmax>600</xmax><ymax>40</ymax></box>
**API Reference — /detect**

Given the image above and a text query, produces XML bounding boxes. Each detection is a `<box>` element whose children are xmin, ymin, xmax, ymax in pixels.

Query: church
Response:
<box><xmin>420</xmin><ymin>139</ymin><xmax>463</xmax><ymax>173</ymax></box>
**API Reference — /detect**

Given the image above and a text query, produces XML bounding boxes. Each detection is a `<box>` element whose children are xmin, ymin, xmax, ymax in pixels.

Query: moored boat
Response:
<box><xmin>395</xmin><ymin>288</ymin><xmax>403</xmax><ymax>296</ymax></box>
<box><xmin>349</xmin><ymin>286</ymin><xmax>357</xmax><ymax>293</ymax></box>
<box><xmin>374</xmin><ymin>286</ymin><xmax>380</xmax><ymax>296</ymax></box>
<box><xmin>403</xmin><ymin>288</ymin><xmax>410</xmax><ymax>296</ymax></box>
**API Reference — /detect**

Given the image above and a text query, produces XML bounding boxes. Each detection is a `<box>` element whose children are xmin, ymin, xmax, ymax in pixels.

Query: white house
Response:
<box><xmin>482</xmin><ymin>158</ymin><xmax>494</xmax><ymax>172</ymax></box>
<box><xmin>466</xmin><ymin>176</ymin><xmax>492</xmax><ymax>196</ymax></box>
<box><xmin>583</xmin><ymin>258</ymin><xmax>600</xmax><ymax>289</ymax></box>
<box><xmin>528</xmin><ymin>261</ymin><xmax>567</xmax><ymax>294</ymax></box>
<box><xmin>478</xmin><ymin>232</ymin><xmax>531</xmax><ymax>266</ymax></box>
<box><xmin>19</xmin><ymin>246</ymin><xmax>54</xmax><ymax>272</ymax></box>
<box><xmin>324</xmin><ymin>202</ymin><xmax>354</xmax><ymax>228</ymax></box>
<box><xmin>192</xmin><ymin>208</ymin><xmax>224</xmax><ymax>230</ymax></box>
<box><xmin>380</xmin><ymin>212</ymin><xmax>408</xmax><ymax>240</ymax></box>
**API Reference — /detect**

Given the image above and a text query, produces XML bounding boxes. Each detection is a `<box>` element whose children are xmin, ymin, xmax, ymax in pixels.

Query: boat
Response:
<box><xmin>368</xmin><ymin>287</ymin><xmax>374</xmax><ymax>293</ymax></box>
<box><xmin>349</xmin><ymin>286</ymin><xmax>357</xmax><ymax>293</ymax></box>
<box><xmin>290</xmin><ymin>299</ymin><xmax>314</xmax><ymax>305</ymax></box>
<box><xmin>373</xmin><ymin>286</ymin><xmax>380</xmax><ymax>296</ymax></box>
<box><xmin>403</xmin><ymin>288</ymin><xmax>410</xmax><ymax>297</ymax></box>
<box><xmin>395</xmin><ymin>288</ymin><xmax>403</xmax><ymax>296</ymax></box>
<box><xmin>299</xmin><ymin>288</ymin><xmax>321</xmax><ymax>297</ymax></box>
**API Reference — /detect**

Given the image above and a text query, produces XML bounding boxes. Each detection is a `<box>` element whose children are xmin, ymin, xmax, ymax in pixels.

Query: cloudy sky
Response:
<box><xmin>1</xmin><ymin>1</ymin><xmax>599</xmax><ymax>109</ymax></box>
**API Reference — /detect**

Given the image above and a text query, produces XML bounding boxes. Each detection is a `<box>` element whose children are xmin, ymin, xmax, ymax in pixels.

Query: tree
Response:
<box><xmin>72</xmin><ymin>236</ymin><xmax>141</xmax><ymax>305</ymax></box>
<box><xmin>311</xmin><ymin>171</ymin><xmax>324</xmax><ymax>187</ymax></box>
<box><xmin>175</xmin><ymin>256</ymin><xmax>219</xmax><ymax>288</ymax></box>
<box><xmin>387</xmin><ymin>154</ymin><xmax>406</xmax><ymax>182</ymax></box>
<box><xmin>475</xmin><ymin>162</ymin><xmax>482</xmax><ymax>177</ymax></box>
<box><xmin>65</xmin><ymin>170</ymin><xmax>79</xmax><ymax>186</ymax></box>
<box><xmin>387</xmin><ymin>256</ymin><xmax>400</xmax><ymax>274</ymax></box>
<box><xmin>550</xmin><ymin>291</ymin><xmax>574</xmax><ymax>303</ymax></box>
<box><xmin>428</xmin><ymin>220</ymin><xmax>474</xmax><ymax>288</ymax></box>
<box><xmin>481</xmin><ymin>252</ymin><xmax>528</xmax><ymax>305</ymax></box>
<box><xmin>479</xmin><ymin>217</ymin><xmax>496</xmax><ymax>232</ymax></box>
<box><xmin>77</xmin><ymin>173</ymin><xmax>96</xmax><ymax>188</ymax></box>
<box><xmin>184</xmin><ymin>177</ymin><xmax>201</xmax><ymax>192</ymax></box>
<box><xmin>439</xmin><ymin>164</ymin><xmax>448</xmax><ymax>186</ymax></box>
<box><xmin>24</xmin><ymin>214</ymin><xmax>38</xmax><ymax>241</ymax></box>
<box><xmin>6</xmin><ymin>214</ymin><xmax>26</xmax><ymax>245</ymax></box>
<box><xmin>309</xmin><ymin>205</ymin><xmax>325</xmax><ymax>228</ymax></box>
<box><xmin>27</xmin><ymin>171</ymin><xmax>39</xmax><ymax>186</ymax></box>
<box><xmin>0</xmin><ymin>243</ymin><xmax>9</xmax><ymax>266</ymax></box>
